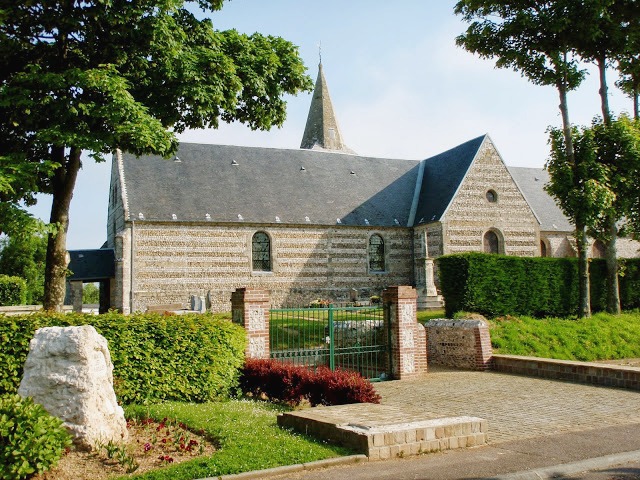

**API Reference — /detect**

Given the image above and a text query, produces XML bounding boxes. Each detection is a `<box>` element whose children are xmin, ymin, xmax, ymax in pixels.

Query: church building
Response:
<box><xmin>100</xmin><ymin>64</ymin><xmax>640</xmax><ymax>313</ymax></box>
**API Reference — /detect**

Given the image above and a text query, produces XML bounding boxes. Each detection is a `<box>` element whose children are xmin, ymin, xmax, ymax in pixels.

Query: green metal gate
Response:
<box><xmin>269</xmin><ymin>304</ymin><xmax>390</xmax><ymax>380</ymax></box>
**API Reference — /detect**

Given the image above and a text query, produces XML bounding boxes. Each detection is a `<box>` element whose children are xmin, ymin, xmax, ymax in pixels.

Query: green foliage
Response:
<box><xmin>0</xmin><ymin>1</ymin><xmax>313</xmax><ymax>310</ymax></box>
<box><xmin>0</xmin><ymin>312</ymin><xmax>246</xmax><ymax>403</ymax></box>
<box><xmin>437</xmin><ymin>253</ymin><xmax>640</xmax><ymax>318</ymax></box>
<box><xmin>0</xmin><ymin>233</ymin><xmax>47</xmax><ymax>304</ymax></box>
<box><xmin>82</xmin><ymin>283</ymin><xmax>100</xmax><ymax>304</ymax></box>
<box><xmin>489</xmin><ymin>311</ymin><xmax>640</xmax><ymax>362</ymax></box>
<box><xmin>123</xmin><ymin>400</ymin><xmax>350</xmax><ymax>480</ymax></box>
<box><xmin>0</xmin><ymin>275</ymin><xmax>26</xmax><ymax>306</ymax></box>
<box><xmin>0</xmin><ymin>394</ymin><xmax>72</xmax><ymax>480</ymax></box>
<box><xmin>545</xmin><ymin>124</ymin><xmax>616</xmax><ymax>232</ymax></box>
<box><xmin>454</xmin><ymin>1</ymin><xmax>586</xmax><ymax>90</ymax></box>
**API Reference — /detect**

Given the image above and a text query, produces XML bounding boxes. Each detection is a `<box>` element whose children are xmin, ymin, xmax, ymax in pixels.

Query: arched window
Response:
<box><xmin>252</xmin><ymin>232</ymin><xmax>271</xmax><ymax>271</ymax></box>
<box><xmin>368</xmin><ymin>234</ymin><xmax>385</xmax><ymax>272</ymax></box>
<box><xmin>486</xmin><ymin>189</ymin><xmax>498</xmax><ymax>203</ymax></box>
<box><xmin>540</xmin><ymin>239</ymin><xmax>548</xmax><ymax>257</ymax></box>
<box><xmin>591</xmin><ymin>240</ymin><xmax>605</xmax><ymax>259</ymax></box>
<box><xmin>483</xmin><ymin>230</ymin><xmax>500</xmax><ymax>254</ymax></box>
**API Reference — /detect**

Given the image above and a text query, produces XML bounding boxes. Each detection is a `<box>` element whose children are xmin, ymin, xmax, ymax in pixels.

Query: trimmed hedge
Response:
<box><xmin>0</xmin><ymin>312</ymin><xmax>246</xmax><ymax>404</ymax></box>
<box><xmin>0</xmin><ymin>275</ymin><xmax>26</xmax><ymax>306</ymax></box>
<box><xmin>438</xmin><ymin>253</ymin><xmax>640</xmax><ymax>318</ymax></box>
<box><xmin>240</xmin><ymin>358</ymin><xmax>381</xmax><ymax>407</ymax></box>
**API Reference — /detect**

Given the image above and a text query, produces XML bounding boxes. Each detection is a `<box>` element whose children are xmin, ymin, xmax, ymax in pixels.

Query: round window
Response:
<box><xmin>486</xmin><ymin>189</ymin><xmax>497</xmax><ymax>203</ymax></box>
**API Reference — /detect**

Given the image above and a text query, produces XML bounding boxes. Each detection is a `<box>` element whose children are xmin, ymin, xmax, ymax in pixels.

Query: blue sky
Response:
<box><xmin>27</xmin><ymin>0</ymin><xmax>634</xmax><ymax>249</ymax></box>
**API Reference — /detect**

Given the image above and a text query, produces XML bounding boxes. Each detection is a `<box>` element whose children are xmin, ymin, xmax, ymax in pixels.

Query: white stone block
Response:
<box><xmin>18</xmin><ymin>325</ymin><xmax>128</xmax><ymax>450</ymax></box>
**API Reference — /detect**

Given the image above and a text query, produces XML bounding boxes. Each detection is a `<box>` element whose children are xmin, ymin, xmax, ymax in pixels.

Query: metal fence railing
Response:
<box><xmin>269</xmin><ymin>304</ymin><xmax>389</xmax><ymax>380</ymax></box>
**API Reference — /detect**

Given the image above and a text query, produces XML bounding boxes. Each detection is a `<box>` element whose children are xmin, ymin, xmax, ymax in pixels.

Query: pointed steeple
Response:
<box><xmin>300</xmin><ymin>63</ymin><xmax>355</xmax><ymax>154</ymax></box>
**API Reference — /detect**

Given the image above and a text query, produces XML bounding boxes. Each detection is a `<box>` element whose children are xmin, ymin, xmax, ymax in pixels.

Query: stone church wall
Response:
<box><xmin>119</xmin><ymin>223</ymin><xmax>413</xmax><ymax>313</ymax></box>
<box><xmin>616</xmin><ymin>237</ymin><xmax>640</xmax><ymax>258</ymax></box>
<box><xmin>106</xmin><ymin>151</ymin><xmax>127</xmax><ymax>250</ymax></box>
<box><xmin>442</xmin><ymin>140</ymin><xmax>539</xmax><ymax>257</ymax></box>
<box><xmin>541</xmin><ymin>232</ymin><xmax>576</xmax><ymax>258</ymax></box>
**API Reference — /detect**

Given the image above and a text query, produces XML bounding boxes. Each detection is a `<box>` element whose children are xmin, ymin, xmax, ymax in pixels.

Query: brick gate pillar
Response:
<box><xmin>231</xmin><ymin>288</ymin><xmax>270</xmax><ymax>359</ymax></box>
<box><xmin>383</xmin><ymin>286</ymin><xmax>427</xmax><ymax>380</ymax></box>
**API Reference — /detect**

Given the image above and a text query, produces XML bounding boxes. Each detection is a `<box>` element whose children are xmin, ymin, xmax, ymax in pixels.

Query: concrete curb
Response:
<box><xmin>495</xmin><ymin>449</ymin><xmax>640</xmax><ymax>479</ymax></box>
<box><xmin>196</xmin><ymin>454</ymin><xmax>368</xmax><ymax>480</ymax></box>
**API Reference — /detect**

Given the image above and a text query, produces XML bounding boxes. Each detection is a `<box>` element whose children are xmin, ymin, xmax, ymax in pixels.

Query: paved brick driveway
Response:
<box><xmin>375</xmin><ymin>367</ymin><xmax>640</xmax><ymax>444</ymax></box>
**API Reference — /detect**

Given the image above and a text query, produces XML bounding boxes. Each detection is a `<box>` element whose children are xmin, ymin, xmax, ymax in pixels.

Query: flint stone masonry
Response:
<box><xmin>442</xmin><ymin>139</ymin><xmax>538</xmax><ymax>257</ymax></box>
<box><xmin>231</xmin><ymin>288</ymin><xmax>270</xmax><ymax>359</ymax></box>
<box><xmin>278</xmin><ymin>403</ymin><xmax>487</xmax><ymax>459</ymax></box>
<box><xmin>18</xmin><ymin>325</ymin><xmax>128</xmax><ymax>450</ymax></box>
<box><xmin>113</xmin><ymin>223</ymin><xmax>413</xmax><ymax>313</ymax></box>
<box><xmin>384</xmin><ymin>286</ymin><xmax>428</xmax><ymax>379</ymax></box>
<box><xmin>426</xmin><ymin>319</ymin><xmax>493</xmax><ymax>370</ymax></box>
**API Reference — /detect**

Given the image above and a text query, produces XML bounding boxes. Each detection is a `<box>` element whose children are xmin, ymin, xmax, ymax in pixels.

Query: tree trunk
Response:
<box><xmin>575</xmin><ymin>224</ymin><xmax>591</xmax><ymax>318</ymax></box>
<box><xmin>634</xmin><ymin>80</ymin><xmax>639</xmax><ymax>120</ymax></box>
<box><xmin>597</xmin><ymin>55</ymin><xmax>621</xmax><ymax>314</ymax></box>
<box><xmin>43</xmin><ymin>147</ymin><xmax>82</xmax><ymax>311</ymax></box>
<box><xmin>605</xmin><ymin>218</ymin><xmax>621</xmax><ymax>314</ymax></box>
<box><xmin>557</xmin><ymin>77</ymin><xmax>591</xmax><ymax>317</ymax></box>
<box><xmin>598</xmin><ymin>56</ymin><xmax>612</xmax><ymax>125</ymax></box>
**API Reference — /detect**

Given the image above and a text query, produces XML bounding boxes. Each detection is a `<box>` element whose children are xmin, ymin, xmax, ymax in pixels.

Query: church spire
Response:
<box><xmin>300</xmin><ymin>63</ymin><xmax>355</xmax><ymax>154</ymax></box>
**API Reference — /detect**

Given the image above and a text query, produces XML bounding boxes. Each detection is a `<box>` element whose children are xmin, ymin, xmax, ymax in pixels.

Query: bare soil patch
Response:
<box><xmin>35</xmin><ymin>417</ymin><xmax>217</xmax><ymax>480</ymax></box>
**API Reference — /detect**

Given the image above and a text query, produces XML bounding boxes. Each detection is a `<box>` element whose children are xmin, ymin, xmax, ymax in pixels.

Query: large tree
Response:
<box><xmin>454</xmin><ymin>0</ymin><xmax>591</xmax><ymax>316</ymax></box>
<box><xmin>0</xmin><ymin>1</ymin><xmax>313</xmax><ymax>310</ymax></box>
<box><xmin>572</xmin><ymin>0</ymin><xmax>640</xmax><ymax>313</ymax></box>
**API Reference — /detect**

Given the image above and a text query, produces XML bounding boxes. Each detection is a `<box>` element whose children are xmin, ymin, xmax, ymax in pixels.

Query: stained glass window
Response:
<box><xmin>369</xmin><ymin>234</ymin><xmax>385</xmax><ymax>272</ymax></box>
<box><xmin>252</xmin><ymin>232</ymin><xmax>271</xmax><ymax>271</ymax></box>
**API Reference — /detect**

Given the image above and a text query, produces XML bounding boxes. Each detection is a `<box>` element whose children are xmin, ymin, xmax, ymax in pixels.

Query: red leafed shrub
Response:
<box><xmin>305</xmin><ymin>366</ymin><xmax>381</xmax><ymax>406</ymax></box>
<box><xmin>240</xmin><ymin>359</ymin><xmax>381</xmax><ymax>407</ymax></box>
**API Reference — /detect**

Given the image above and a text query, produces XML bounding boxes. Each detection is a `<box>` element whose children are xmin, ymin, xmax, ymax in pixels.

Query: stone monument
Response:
<box><xmin>18</xmin><ymin>325</ymin><xmax>128</xmax><ymax>450</ymax></box>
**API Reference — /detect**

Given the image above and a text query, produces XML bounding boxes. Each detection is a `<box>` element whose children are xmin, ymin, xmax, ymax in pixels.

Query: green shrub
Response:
<box><xmin>0</xmin><ymin>275</ymin><xmax>26</xmax><ymax>306</ymax></box>
<box><xmin>437</xmin><ymin>253</ymin><xmax>640</xmax><ymax>318</ymax></box>
<box><xmin>0</xmin><ymin>312</ymin><xmax>246</xmax><ymax>403</ymax></box>
<box><xmin>0</xmin><ymin>394</ymin><xmax>72</xmax><ymax>480</ymax></box>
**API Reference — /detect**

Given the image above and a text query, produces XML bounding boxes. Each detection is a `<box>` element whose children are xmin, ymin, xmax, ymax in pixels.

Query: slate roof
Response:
<box><xmin>121</xmin><ymin>144</ymin><xmax>421</xmax><ymax>227</ymax></box>
<box><xmin>413</xmin><ymin>135</ymin><xmax>486</xmax><ymax>224</ymax></box>
<box><xmin>67</xmin><ymin>249</ymin><xmax>115</xmax><ymax>281</ymax></box>
<box><xmin>300</xmin><ymin>63</ymin><xmax>355</xmax><ymax>154</ymax></box>
<box><xmin>508</xmin><ymin>167</ymin><xmax>573</xmax><ymax>232</ymax></box>
<box><xmin>119</xmin><ymin>137</ymin><xmax>576</xmax><ymax>233</ymax></box>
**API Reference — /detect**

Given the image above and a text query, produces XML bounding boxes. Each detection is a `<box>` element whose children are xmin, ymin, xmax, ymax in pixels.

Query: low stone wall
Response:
<box><xmin>492</xmin><ymin>354</ymin><xmax>640</xmax><ymax>391</ymax></box>
<box><xmin>278</xmin><ymin>404</ymin><xmax>487</xmax><ymax>460</ymax></box>
<box><xmin>0</xmin><ymin>305</ymin><xmax>73</xmax><ymax>316</ymax></box>
<box><xmin>425</xmin><ymin>319</ymin><xmax>493</xmax><ymax>370</ymax></box>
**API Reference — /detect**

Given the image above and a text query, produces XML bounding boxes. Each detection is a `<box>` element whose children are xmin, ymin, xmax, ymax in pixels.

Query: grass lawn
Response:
<box><xmin>417</xmin><ymin>309</ymin><xmax>446</xmax><ymax>323</ymax></box>
<box><xmin>417</xmin><ymin>309</ymin><xmax>640</xmax><ymax>362</ymax></box>
<box><xmin>121</xmin><ymin>400</ymin><xmax>351</xmax><ymax>480</ymax></box>
<box><xmin>487</xmin><ymin>310</ymin><xmax>640</xmax><ymax>361</ymax></box>
<box><xmin>270</xmin><ymin>306</ymin><xmax>384</xmax><ymax>350</ymax></box>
